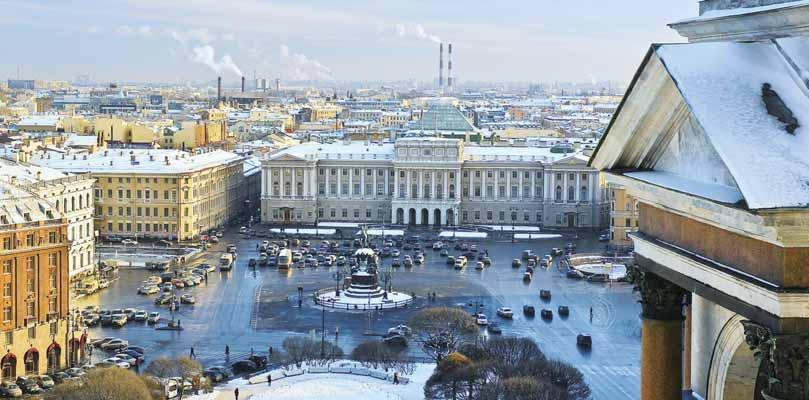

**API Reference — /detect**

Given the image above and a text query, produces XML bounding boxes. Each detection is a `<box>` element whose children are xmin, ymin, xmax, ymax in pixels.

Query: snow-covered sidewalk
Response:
<box><xmin>188</xmin><ymin>362</ymin><xmax>434</xmax><ymax>400</ymax></box>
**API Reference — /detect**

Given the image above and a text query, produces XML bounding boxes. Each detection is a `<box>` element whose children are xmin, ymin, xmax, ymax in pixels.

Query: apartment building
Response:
<box><xmin>0</xmin><ymin>187</ymin><xmax>72</xmax><ymax>379</ymax></box>
<box><xmin>31</xmin><ymin>149</ymin><xmax>246</xmax><ymax>242</ymax></box>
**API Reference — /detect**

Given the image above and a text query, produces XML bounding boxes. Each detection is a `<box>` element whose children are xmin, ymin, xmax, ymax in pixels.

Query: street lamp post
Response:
<box><xmin>320</xmin><ymin>308</ymin><xmax>326</xmax><ymax>358</ymax></box>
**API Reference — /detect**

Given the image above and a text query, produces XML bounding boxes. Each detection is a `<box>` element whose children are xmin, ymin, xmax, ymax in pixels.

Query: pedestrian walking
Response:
<box><xmin>267</xmin><ymin>374</ymin><xmax>272</xmax><ymax>386</ymax></box>
<box><xmin>234</xmin><ymin>388</ymin><xmax>239</xmax><ymax>400</ymax></box>
<box><xmin>225</xmin><ymin>345</ymin><xmax>230</xmax><ymax>359</ymax></box>
<box><xmin>190</xmin><ymin>347</ymin><xmax>195</xmax><ymax>359</ymax></box>
<box><xmin>393</xmin><ymin>372</ymin><xmax>400</xmax><ymax>385</ymax></box>
<box><xmin>589</xmin><ymin>307</ymin><xmax>593</xmax><ymax>323</ymax></box>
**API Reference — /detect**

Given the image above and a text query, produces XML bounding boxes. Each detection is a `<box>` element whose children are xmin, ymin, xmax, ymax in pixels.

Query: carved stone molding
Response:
<box><xmin>742</xmin><ymin>320</ymin><xmax>809</xmax><ymax>400</ymax></box>
<box><xmin>628</xmin><ymin>266</ymin><xmax>686</xmax><ymax>320</ymax></box>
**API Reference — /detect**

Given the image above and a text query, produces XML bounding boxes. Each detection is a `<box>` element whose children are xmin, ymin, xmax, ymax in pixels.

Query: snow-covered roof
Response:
<box><xmin>31</xmin><ymin>149</ymin><xmax>243</xmax><ymax>175</ymax></box>
<box><xmin>64</xmin><ymin>134</ymin><xmax>97</xmax><ymax>148</ymax></box>
<box><xmin>674</xmin><ymin>0</ymin><xmax>809</xmax><ymax>24</ymax></box>
<box><xmin>269</xmin><ymin>142</ymin><xmax>395</xmax><ymax>162</ymax></box>
<box><xmin>17</xmin><ymin>115</ymin><xmax>61</xmax><ymax>127</ymax></box>
<box><xmin>0</xmin><ymin>158</ymin><xmax>69</xmax><ymax>184</ymax></box>
<box><xmin>626</xmin><ymin>171</ymin><xmax>744</xmax><ymax>204</ymax></box>
<box><xmin>657</xmin><ymin>40</ymin><xmax>809</xmax><ymax>209</ymax></box>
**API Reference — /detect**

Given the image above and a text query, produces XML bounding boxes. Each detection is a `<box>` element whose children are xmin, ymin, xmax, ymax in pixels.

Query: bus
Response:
<box><xmin>277</xmin><ymin>249</ymin><xmax>292</xmax><ymax>269</ymax></box>
<box><xmin>219</xmin><ymin>253</ymin><xmax>234</xmax><ymax>270</ymax></box>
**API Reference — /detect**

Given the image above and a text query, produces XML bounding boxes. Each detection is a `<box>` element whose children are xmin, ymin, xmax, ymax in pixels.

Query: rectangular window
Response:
<box><xmin>2</xmin><ymin>260</ymin><xmax>11</xmax><ymax>274</ymax></box>
<box><xmin>487</xmin><ymin>211</ymin><xmax>493</xmax><ymax>220</ymax></box>
<box><xmin>2</xmin><ymin>283</ymin><xmax>9</xmax><ymax>297</ymax></box>
<box><xmin>474</xmin><ymin>211</ymin><xmax>481</xmax><ymax>220</ymax></box>
<box><xmin>342</xmin><ymin>209</ymin><xmax>348</xmax><ymax>218</ymax></box>
<box><xmin>499</xmin><ymin>211</ymin><xmax>505</xmax><ymax>221</ymax></box>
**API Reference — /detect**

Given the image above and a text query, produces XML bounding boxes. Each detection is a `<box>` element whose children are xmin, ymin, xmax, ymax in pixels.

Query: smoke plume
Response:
<box><xmin>396</xmin><ymin>23</ymin><xmax>441</xmax><ymax>44</ymax></box>
<box><xmin>279</xmin><ymin>45</ymin><xmax>335</xmax><ymax>82</ymax></box>
<box><xmin>191</xmin><ymin>45</ymin><xmax>243</xmax><ymax>77</ymax></box>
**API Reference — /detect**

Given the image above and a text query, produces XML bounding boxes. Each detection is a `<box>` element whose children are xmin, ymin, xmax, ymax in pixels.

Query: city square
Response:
<box><xmin>77</xmin><ymin>227</ymin><xmax>641</xmax><ymax>399</ymax></box>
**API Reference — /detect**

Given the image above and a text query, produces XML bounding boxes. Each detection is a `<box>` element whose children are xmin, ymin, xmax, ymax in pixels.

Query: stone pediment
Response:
<box><xmin>270</xmin><ymin>153</ymin><xmax>306</xmax><ymax>162</ymax></box>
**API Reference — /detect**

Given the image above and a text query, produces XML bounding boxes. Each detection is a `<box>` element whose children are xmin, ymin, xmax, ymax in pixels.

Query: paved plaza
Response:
<box><xmin>78</xmin><ymin>227</ymin><xmax>641</xmax><ymax>399</ymax></box>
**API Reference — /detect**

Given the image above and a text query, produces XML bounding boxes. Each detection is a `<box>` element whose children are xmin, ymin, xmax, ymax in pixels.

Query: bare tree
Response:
<box><xmin>409</xmin><ymin>307</ymin><xmax>478</xmax><ymax>363</ymax></box>
<box><xmin>144</xmin><ymin>356</ymin><xmax>202</xmax><ymax>379</ymax></box>
<box><xmin>351</xmin><ymin>340</ymin><xmax>415</xmax><ymax>374</ymax></box>
<box><xmin>282</xmin><ymin>336</ymin><xmax>344</xmax><ymax>367</ymax></box>
<box><xmin>45</xmin><ymin>368</ymin><xmax>152</xmax><ymax>400</ymax></box>
<box><xmin>424</xmin><ymin>352</ymin><xmax>481</xmax><ymax>400</ymax></box>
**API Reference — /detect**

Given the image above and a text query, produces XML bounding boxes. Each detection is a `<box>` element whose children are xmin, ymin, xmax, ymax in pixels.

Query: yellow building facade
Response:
<box><xmin>608</xmin><ymin>183</ymin><xmax>638</xmax><ymax>246</ymax></box>
<box><xmin>31</xmin><ymin>149</ymin><xmax>247</xmax><ymax>242</ymax></box>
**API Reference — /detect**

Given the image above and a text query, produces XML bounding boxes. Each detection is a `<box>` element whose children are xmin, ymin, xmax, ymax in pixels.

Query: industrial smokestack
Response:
<box><xmin>438</xmin><ymin>43</ymin><xmax>444</xmax><ymax>90</ymax></box>
<box><xmin>448</xmin><ymin>43</ymin><xmax>453</xmax><ymax>91</ymax></box>
<box><xmin>217</xmin><ymin>76</ymin><xmax>222</xmax><ymax>103</ymax></box>
<box><xmin>241</xmin><ymin>76</ymin><xmax>245</xmax><ymax>92</ymax></box>
<box><xmin>275</xmin><ymin>78</ymin><xmax>280</xmax><ymax>93</ymax></box>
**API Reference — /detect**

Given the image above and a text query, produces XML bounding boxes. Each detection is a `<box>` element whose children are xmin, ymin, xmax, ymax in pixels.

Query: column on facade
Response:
<box><xmin>506</xmin><ymin>170</ymin><xmax>511</xmax><ymax>200</ymax></box>
<box><xmin>337</xmin><ymin>168</ymin><xmax>342</xmax><ymax>197</ymax></box>
<box><xmin>531</xmin><ymin>170</ymin><xmax>536</xmax><ymax>199</ymax></box>
<box><xmin>290</xmin><ymin>167</ymin><xmax>296</xmax><ymax>198</ymax></box>
<box><xmin>548</xmin><ymin>171</ymin><xmax>554</xmax><ymax>200</ymax></box>
<box><xmin>384</xmin><ymin>170</ymin><xmax>389</xmax><ymax>198</ymax></box>
<box><xmin>519</xmin><ymin>170</ymin><xmax>524</xmax><ymax>201</ymax></box>
<box><xmin>360</xmin><ymin>169</ymin><xmax>365</xmax><ymax>198</ymax></box>
<box><xmin>575</xmin><ymin>172</ymin><xmax>581</xmax><ymax>202</ymax></box>
<box><xmin>494</xmin><ymin>169</ymin><xmax>499</xmax><ymax>200</ymax></box>
<box><xmin>431</xmin><ymin>171</ymin><xmax>436</xmax><ymax>200</ymax></box>
<box><xmin>590</xmin><ymin>173</ymin><xmax>596</xmax><ymax>203</ymax></box>
<box><xmin>393</xmin><ymin>169</ymin><xmax>399</xmax><ymax>198</ymax></box>
<box><xmin>443</xmin><ymin>171</ymin><xmax>449</xmax><ymax>201</ymax></box>
<box><xmin>372</xmin><ymin>169</ymin><xmax>377</xmax><ymax>199</ymax></box>
<box><xmin>418</xmin><ymin>170</ymin><xmax>423</xmax><ymax>199</ymax></box>
<box><xmin>406</xmin><ymin>169</ymin><xmax>412</xmax><ymax>199</ymax></box>
<box><xmin>456</xmin><ymin>169</ymin><xmax>461</xmax><ymax>201</ymax></box>
<box><xmin>682</xmin><ymin>295</ymin><xmax>692</xmax><ymax>394</ymax></box>
<box><xmin>349</xmin><ymin>169</ymin><xmax>353</xmax><ymax>199</ymax></box>
<box><xmin>468</xmin><ymin>169</ymin><xmax>473</xmax><ymax>199</ymax></box>
<box><xmin>304</xmin><ymin>169</ymin><xmax>310</xmax><ymax>197</ymax></box>
<box><xmin>562</xmin><ymin>171</ymin><xmax>568</xmax><ymax>202</ymax></box>
<box><xmin>263</xmin><ymin>166</ymin><xmax>269</xmax><ymax>197</ymax></box>
<box><xmin>636</xmin><ymin>269</ymin><xmax>686</xmax><ymax>400</ymax></box>
<box><xmin>324</xmin><ymin>168</ymin><xmax>330</xmax><ymax>197</ymax></box>
<box><xmin>481</xmin><ymin>169</ymin><xmax>487</xmax><ymax>200</ymax></box>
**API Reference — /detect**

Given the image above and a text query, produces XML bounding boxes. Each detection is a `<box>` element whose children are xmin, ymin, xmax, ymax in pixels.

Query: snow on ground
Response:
<box><xmin>514</xmin><ymin>233</ymin><xmax>563</xmax><ymax>240</ymax></box>
<box><xmin>269</xmin><ymin>228</ymin><xmax>337</xmax><ymax>235</ymax></box>
<box><xmin>479</xmin><ymin>225</ymin><xmax>541</xmax><ymax>232</ymax></box>
<box><xmin>438</xmin><ymin>231</ymin><xmax>487</xmax><ymax>239</ymax></box>
<box><xmin>359</xmin><ymin>229</ymin><xmax>405</xmax><ymax>236</ymax></box>
<box><xmin>189</xmin><ymin>363</ymin><xmax>434</xmax><ymax>400</ymax></box>
<box><xmin>318</xmin><ymin>222</ymin><xmax>360</xmax><ymax>228</ymax></box>
<box><xmin>574</xmin><ymin>263</ymin><xmax>628</xmax><ymax>280</ymax></box>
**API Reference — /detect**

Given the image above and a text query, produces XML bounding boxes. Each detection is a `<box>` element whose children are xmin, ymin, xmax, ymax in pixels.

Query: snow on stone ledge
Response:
<box><xmin>657</xmin><ymin>40</ymin><xmax>809</xmax><ymax>209</ymax></box>
<box><xmin>625</xmin><ymin>171</ymin><xmax>744</xmax><ymax>204</ymax></box>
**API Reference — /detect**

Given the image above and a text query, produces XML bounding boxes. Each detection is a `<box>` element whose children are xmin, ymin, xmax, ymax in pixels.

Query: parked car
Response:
<box><xmin>497</xmin><ymin>307</ymin><xmax>514</xmax><ymax>319</ymax></box>
<box><xmin>522</xmin><ymin>250</ymin><xmax>535</xmax><ymax>260</ymax></box>
<box><xmin>147</xmin><ymin>311</ymin><xmax>161</xmax><ymax>325</ymax></box>
<box><xmin>523</xmin><ymin>272</ymin><xmax>532</xmax><ymax>282</ymax></box>
<box><xmin>523</xmin><ymin>305</ymin><xmax>535</xmax><ymax>317</ymax></box>
<box><xmin>540</xmin><ymin>290</ymin><xmax>552</xmax><ymax>301</ymax></box>
<box><xmin>34</xmin><ymin>375</ymin><xmax>54</xmax><ymax>390</ymax></box>
<box><xmin>112</xmin><ymin>353</ymin><xmax>139</xmax><ymax>366</ymax></box>
<box><xmin>65</xmin><ymin>367</ymin><xmax>86</xmax><ymax>378</ymax></box>
<box><xmin>512</xmin><ymin>259</ymin><xmax>522</xmax><ymax>268</ymax></box>
<box><xmin>0</xmin><ymin>381</ymin><xmax>22</xmax><ymax>397</ymax></box>
<box><xmin>446</xmin><ymin>256</ymin><xmax>456</xmax><ymax>265</ymax></box>
<box><xmin>91</xmin><ymin>337</ymin><xmax>118</xmax><ymax>348</ymax></box>
<box><xmin>111</xmin><ymin>314</ymin><xmax>128</xmax><ymax>327</ymax></box>
<box><xmin>133</xmin><ymin>310</ymin><xmax>148</xmax><ymax>322</ymax></box>
<box><xmin>121</xmin><ymin>239</ymin><xmax>138</xmax><ymax>246</ymax></box>
<box><xmin>100</xmin><ymin>339</ymin><xmax>129</xmax><ymax>352</ymax></box>
<box><xmin>566</xmin><ymin>269</ymin><xmax>585</xmax><ymax>280</ymax></box>
<box><xmin>387</xmin><ymin>325</ymin><xmax>412</xmax><ymax>336</ymax></box>
<box><xmin>577</xmin><ymin>334</ymin><xmax>593</xmax><ymax>349</ymax></box>
<box><xmin>204</xmin><ymin>366</ymin><xmax>232</xmax><ymax>382</ymax></box>
<box><xmin>50</xmin><ymin>372</ymin><xmax>71</xmax><ymax>384</ymax></box>
<box><xmin>180</xmin><ymin>294</ymin><xmax>196</xmax><ymax>304</ymax></box>
<box><xmin>541</xmin><ymin>309</ymin><xmax>554</xmax><ymax>320</ymax></box>
<box><xmin>476</xmin><ymin>314</ymin><xmax>489</xmax><ymax>326</ymax></box>
<box><xmin>558</xmin><ymin>305</ymin><xmax>570</xmax><ymax>317</ymax></box>
<box><xmin>15</xmin><ymin>377</ymin><xmax>41</xmax><ymax>395</ymax></box>
<box><xmin>231</xmin><ymin>360</ymin><xmax>258</xmax><ymax>374</ymax></box>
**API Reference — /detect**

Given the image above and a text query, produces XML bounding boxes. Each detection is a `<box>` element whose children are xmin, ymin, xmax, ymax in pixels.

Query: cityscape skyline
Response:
<box><xmin>1</xmin><ymin>0</ymin><xmax>694</xmax><ymax>84</ymax></box>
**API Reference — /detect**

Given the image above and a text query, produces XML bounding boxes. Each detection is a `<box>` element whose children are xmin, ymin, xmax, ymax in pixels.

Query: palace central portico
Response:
<box><xmin>591</xmin><ymin>1</ymin><xmax>809</xmax><ymax>399</ymax></box>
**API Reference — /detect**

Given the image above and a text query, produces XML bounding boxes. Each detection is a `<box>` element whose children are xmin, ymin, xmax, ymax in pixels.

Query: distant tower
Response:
<box><xmin>275</xmin><ymin>78</ymin><xmax>280</xmax><ymax>93</ymax></box>
<box><xmin>447</xmin><ymin>43</ymin><xmax>453</xmax><ymax>92</ymax></box>
<box><xmin>217</xmin><ymin>76</ymin><xmax>222</xmax><ymax>103</ymax></box>
<box><xmin>439</xmin><ymin>43</ymin><xmax>444</xmax><ymax>91</ymax></box>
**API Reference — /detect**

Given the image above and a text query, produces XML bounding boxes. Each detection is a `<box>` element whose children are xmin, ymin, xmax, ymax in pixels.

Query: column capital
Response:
<box><xmin>629</xmin><ymin>267</ymin><xmax>686</xmax><ymax>320</ymax></box>
<box><xmin>741</xmin><ymin>320</ymin><xmax>809</xmax><ymax>400</ymax></box>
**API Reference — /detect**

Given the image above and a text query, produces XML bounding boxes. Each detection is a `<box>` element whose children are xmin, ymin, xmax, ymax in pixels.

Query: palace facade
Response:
<box><xmin>261</xmin><ymin>138</ymin><xmax>607</xmax><ymax>229</ymax></box>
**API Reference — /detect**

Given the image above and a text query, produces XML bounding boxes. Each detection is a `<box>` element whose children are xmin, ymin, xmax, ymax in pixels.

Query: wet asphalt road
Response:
<box><xmin>77</xmin><ymin>227</ymin><xmax>641</xmax><ymax>399</ymax></box>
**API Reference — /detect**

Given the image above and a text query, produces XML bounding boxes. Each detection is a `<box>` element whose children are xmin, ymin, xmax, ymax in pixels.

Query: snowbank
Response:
<box><xmin>438</xmin><ymin>231</ymin><xmax>487</xmax><ymax>239</ymax></box>
<box><xmin>514</xmin><ymin>233</ymin><xmax>563</xmax><ymax>240</ymax></box>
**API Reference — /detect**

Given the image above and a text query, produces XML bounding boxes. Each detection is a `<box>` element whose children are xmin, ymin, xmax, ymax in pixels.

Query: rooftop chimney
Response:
<box><xmin>217</xmin><ymin>76</ymin><xmax>222</xmax><ymax>103</ymax></box>
<box><xmin>241</xmin><ymin>76</ymin><xmax>245</xmax><ymax>93</ymax></box>
<box><xmin>447</xmin><ymin>43</ymin><xmax>453</xmax><ymax>91</ymax></box>
<box><xmin>438</xmin><ymin>43</ymin><xmax>444</xmax><ymax>90</ymax></box>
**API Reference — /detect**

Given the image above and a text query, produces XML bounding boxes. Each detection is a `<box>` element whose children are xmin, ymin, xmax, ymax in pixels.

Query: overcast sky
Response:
<box><xmin>0</xmin><ymin>0</ymin><xmax>695</xmax><ymax>85</ymax></box>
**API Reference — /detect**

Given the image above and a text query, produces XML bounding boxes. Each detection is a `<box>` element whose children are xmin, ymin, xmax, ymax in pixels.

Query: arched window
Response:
<box><xmin>568</xmin><ymin>186</ymin><xmax>574</xmax><ymax>201</ymax></box>
<box><xmin>555</xmin><ymin>186</ymin><xmax>562</xmax><ymax>202</ymax></box>
<box><xmin>580</xmin><ymin>186</ymin><xmax>588</xmax><ymax>200</ymax></box>
<box><xmin>1</xmin><ymin>353</ymin><xmax>16</xmax><ymax>380</ymax></box>
<box><xmin>78</xmin><ymin>196</ymin><xmax>83</xmax><ymax>209</ymax></box>
<box><xmin>71</xmin><ymin>197</ymin><xmax>75</xmax><ymax>212</ymax></box>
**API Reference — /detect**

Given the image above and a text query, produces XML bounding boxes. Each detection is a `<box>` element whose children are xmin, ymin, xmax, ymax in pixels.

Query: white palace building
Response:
<box><xmin>260</xmin><ymin>138</ymin><xmax>607</xmax><ymax>229</ymax></box>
